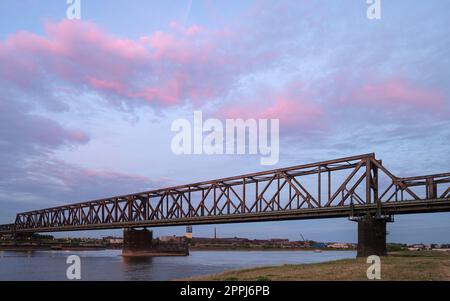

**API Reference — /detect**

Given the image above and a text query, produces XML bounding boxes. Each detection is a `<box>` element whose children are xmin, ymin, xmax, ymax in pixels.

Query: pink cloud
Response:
<box><xmin>0</xmin><ymin>20</ymin><xmax>260</xmax><ymax>109</ymax></box>
<box><xmin>219</xmin><ymin>82</ymin><xmax>323</xmax><ymax>128</ymax></box>
<box><xmin>87</xmin><ymin>76</ymin><xmax>126</xmax><ymax>94</ymax></box>
<box><xmin>258</xmin><ymin>97</ymin><xmax>322</xmax><ymax>126</ymax></box>
<box><xmin>349</xmin><ymin>78</ymin><xmax>446</xmax><ymax>110</ymax></box>
<box><xmin>67</xmin><ymin>130</ymin><xmax>90</xmax><ymax>144</ymax></box>
<box><xmin>221</xmin><ymin>98</ymin><xmax>322</xmax><ymax>127</ymax></box>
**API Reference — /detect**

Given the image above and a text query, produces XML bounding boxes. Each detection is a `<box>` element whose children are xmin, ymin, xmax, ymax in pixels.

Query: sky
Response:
<box><xmin>0</xmin><ymin>0</ymin><xmax>449</xmax><ymax>244</ymax></box>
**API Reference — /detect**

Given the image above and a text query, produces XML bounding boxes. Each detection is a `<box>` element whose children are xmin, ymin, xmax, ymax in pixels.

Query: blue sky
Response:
<box><xmin>0</xmin><ymin>0</ymin><xmax>449</xmax><ymax>243</ymax></box>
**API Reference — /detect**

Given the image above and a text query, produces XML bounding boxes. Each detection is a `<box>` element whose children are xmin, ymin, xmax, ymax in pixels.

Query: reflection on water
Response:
<box><xmin>121</xmin><ymin>256</ymin><xmax>156</xmax><ymax>281</ymax></box>
<box><xmin>0</xmin><ymin>250</ymin><xmax>356</xmax><ymax>280</ymax></box>
<box><xmin>123</xmin><ymin>256</ymin><xmax>154</xmax><ymax>265</ymax></box>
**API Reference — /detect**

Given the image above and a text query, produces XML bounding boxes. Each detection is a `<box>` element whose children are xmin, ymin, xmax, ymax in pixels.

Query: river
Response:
<box><xmin>0</xmin><ymin>250</ymin><xmax>356</xmax><ymax>280</ymax></box>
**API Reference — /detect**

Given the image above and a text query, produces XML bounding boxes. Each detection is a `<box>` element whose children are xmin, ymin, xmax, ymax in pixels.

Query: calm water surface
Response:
<box><xmin>0</xmin><ymin>250</ymin><xmax>356</xmax><ymax>280</ymax></box>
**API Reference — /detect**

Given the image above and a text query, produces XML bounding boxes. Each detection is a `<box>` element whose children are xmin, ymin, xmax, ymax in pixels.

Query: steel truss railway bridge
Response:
<box><xmin>1</xmin><ymin>153</ymin><xmax>449</xmax><ymax>256</ymax></box>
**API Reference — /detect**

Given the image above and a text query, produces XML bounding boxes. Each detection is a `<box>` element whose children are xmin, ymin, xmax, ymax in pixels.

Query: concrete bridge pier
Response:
<box><xmin>123</xmin><ymin>228</ymin><xmax>153</xmax><ymax>250</ymax></box>
<box><xmin>355</xmin><ymin>214</ymin><xmax>393</xmax><ymax>257</ymax></box>
<box><xmin>122</xmin><ymin>228</ymin><xmax>189</xmax><ymax>257</ymax></box>
<box><xmin>13</xmin><ymin>232</ymin><xmax>34</xmax><ymax>241</ymax></box>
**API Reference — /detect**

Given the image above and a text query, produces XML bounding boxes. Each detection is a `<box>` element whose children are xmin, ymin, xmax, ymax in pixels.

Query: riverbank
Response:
<box><xmin>185</xmin><ymin>250</ymin><xmax>450</xmax><ymax>281</ymax></box>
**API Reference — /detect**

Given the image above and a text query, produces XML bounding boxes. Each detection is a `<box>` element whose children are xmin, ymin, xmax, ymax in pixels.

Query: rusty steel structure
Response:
<box><xmin>1</xmin><ymin>153</ymin><xmax>450</xmax><ymax>234</ymax></box>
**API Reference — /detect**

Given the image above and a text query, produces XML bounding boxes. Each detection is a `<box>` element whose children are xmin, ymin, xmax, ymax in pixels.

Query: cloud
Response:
<box><xmin>23</xmin><ymin>159</ymin><xmax>163</xmax><ymax>202</ymax></box>
<box><xmin>0</xmin><ymin>156</ymin><xmax>166</xmax><ymax>223</ymax></box>
<box><xmin>0</xmin><ymin>96</ymin><xmax>89</xmax><ymax>158</ymax></box>
<box><xmin>0</xmin><ymin>19</ymin><xmax>276</xmax><ymax>110</ymax></box>
<box><xmin>0</xmin><ymin>93</ymin><xmax>162</xmax><ymax>221</ymax></box>
<box><xmin>347</xmin><ymin>78</ymin><xmax>446</xmax><ymax>111</ymax></box>
<box><xmin>218</xmin><ymin>80</ymin><xmax>323</xmax><ymax>129</ymax></box>
<box><xmin>0</xmin><ymin>15</ymin><xmax>288</xmax><ymax>221</ymax></box>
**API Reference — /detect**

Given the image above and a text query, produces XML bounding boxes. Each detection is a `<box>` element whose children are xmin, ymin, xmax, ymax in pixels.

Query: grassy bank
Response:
<box><xmin>186</xmin><ymin>251</ymin><xmax>450</xmax><ymax>281</ymax></box>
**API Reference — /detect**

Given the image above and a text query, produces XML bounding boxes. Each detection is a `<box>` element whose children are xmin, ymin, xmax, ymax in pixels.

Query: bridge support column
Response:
<box><xmin>123</xmin><ymin>228</ymin><xmax>153</xmax><ymax>249</ymax></box>
<box><xmin>13</xmin><ymin>232</ymin><xmax>34</xmax><ymax>241</ymax></box>
<box><xmin>356</xmin><ymin>215</ymin><xmax>391</xmax><ymax>257</ymax></box>
<box><xmin>122</xmin><ymin>228</ymin><xmax>189</xmax><ymax>257</ymax></box>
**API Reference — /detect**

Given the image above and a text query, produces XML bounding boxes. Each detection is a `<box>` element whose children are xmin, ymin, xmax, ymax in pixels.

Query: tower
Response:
<box><xmin>185</xmin><ymin>225</ymin><xmax>193</xmax><ymax>239</ymax></box>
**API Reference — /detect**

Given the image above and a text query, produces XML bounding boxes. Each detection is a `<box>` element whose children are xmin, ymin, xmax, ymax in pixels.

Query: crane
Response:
<box><xmin>300</xmin><ymin>233</ymin><xmax>306</xmax><ymax>242</ymax></box>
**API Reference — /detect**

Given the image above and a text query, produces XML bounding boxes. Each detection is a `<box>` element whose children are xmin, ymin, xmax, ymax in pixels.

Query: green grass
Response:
<box><xmin>183</xmin><ymin>250</ymin><xmax>450</xmax><ymax>281</ymax></box>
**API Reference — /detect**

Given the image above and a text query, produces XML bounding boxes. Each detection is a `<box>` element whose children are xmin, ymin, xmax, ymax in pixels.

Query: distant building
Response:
<box><xmin>160</xmin><ymin>235</ymin><xmax>176</xmax><ymax>242</ymax></box>
<box><xmin>313</xmin><ymin>242</ymin><xmax>327</xmax><ymax>249</ymax></box>
<box><xmin>408</xmin><ymin>243</ymin><xmax>427</xmax><ymax>251</ymax></box>
<box><xmin>269</xmin><ymin>239</ymin><xmax>290</xmax><ymax>243</ymax></box>
<box><xmin>160</xmin><ymin>235</ymin><xmax>186</xmax><ymax>243</ymax></box>
<box><xmin>327</xmin><ymin>243</ymin><xmax>351</xmax><ymax>249</ymax></box>
<box><xmin>103</xmin><ymin>236</ymin><xmax>123</xmax><ymax>244</ymax></box>
<box><xmin>185</xmin><ymin>225</ymin><xmax>193</xmax><ymax>239</ymax></box>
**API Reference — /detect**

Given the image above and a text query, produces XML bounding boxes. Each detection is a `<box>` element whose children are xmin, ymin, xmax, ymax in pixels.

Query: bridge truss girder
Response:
<box><xmin>1</xmin><ymin>153</ymin><xmax>450</xmax><ymax>234</ymax></box>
